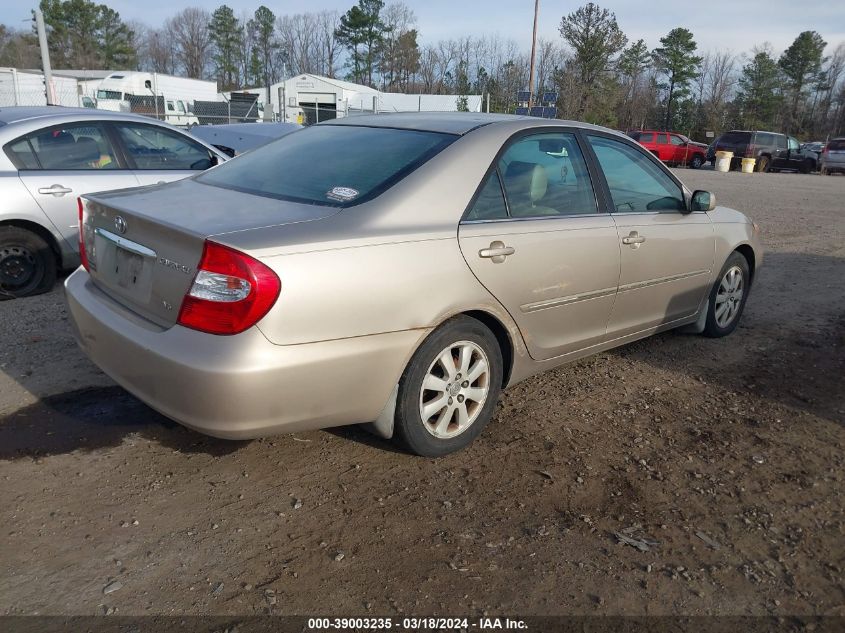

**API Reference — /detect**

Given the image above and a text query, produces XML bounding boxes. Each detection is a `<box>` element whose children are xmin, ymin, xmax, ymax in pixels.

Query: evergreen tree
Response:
<box><xmin>335</xmin><ymin>0</ymin><xmax>386</xmax><ymax>86</ymax></box>
<box><xmin>736</xmin><ymin>49</ymin><xmax>782</xmax><ymax>130</ymax></box>
<box><xmin>652</xmin><ymin>28</ymin><xmax>702</xmax><ymax>130</ymax></box>
<box><xmin>208</xmin><ymin>5</ymin><xmax>243</xmax><ymax>90</ymax></box>
<box><xmin>558</xmin><ymin>2</ymin><xmax>627</xmax><ymax>119</ymax></box>
<box><xmin>779</xmin><ymin>31</ymin><xmax>827</xmax><ymax>132</ymax></box>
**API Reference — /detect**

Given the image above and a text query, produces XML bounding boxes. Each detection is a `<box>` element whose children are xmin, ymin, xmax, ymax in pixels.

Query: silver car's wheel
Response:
<box><xmin>714</xmin><ymin>265</ymin><xmax>744</xmax><ymax>328</ymax></box>
<box><xmin>419</xmin><ymin>340</ymin><xmax>490</xmax><ymax>439</ymax></box>
<box><xmin>394</xmin><ymin>315</ymin><xmax>503</xmax><ymax>456</ymax></box>
<box><xmin>0</xmin><ymin>226</ymin><xmax>56</xmax><ymax>300</ymax></box>
<box><xmin>703</xmin><ymin>252</ymin><xmax>750</xmax><ymax>338</ymax></box>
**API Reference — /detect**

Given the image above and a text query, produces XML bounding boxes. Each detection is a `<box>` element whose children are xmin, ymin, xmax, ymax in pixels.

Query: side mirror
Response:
<box><xmin>690</xmin><ymin>190</ymin><xmax>716</xmax><ymax>212</ymax></box>
<box><xmin>144</xmin><ymin>80</ymin><xmax>152</xmax><ymax>89</ymax></box>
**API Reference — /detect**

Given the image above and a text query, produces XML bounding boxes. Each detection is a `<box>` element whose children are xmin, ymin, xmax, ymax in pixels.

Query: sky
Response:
<box><xmin>2</xmin><ymin>0</ymin><xmax>844</xmax><ymax>58</ymax></box>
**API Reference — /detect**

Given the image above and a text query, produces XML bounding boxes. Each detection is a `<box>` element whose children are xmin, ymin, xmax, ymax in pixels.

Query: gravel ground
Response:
<box><xmin>0</xmin><ymin>168</ymin><xmax>843</xmax><ymax>617</ymax></box>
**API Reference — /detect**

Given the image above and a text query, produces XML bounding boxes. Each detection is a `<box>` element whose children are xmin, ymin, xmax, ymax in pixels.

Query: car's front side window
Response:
<box><xmin>496</xmin><ymin>132</ymin><xmax>597</xmax><ymax>218</ymax></box>
<box><xmin>116</xmin><ymin>124</ymin><xmax>213</xmax><ymax>170</ymax></box>
<box><xmin>587</xmin><ymin>135</ymin><xmax>685</xmax><ymax>213</ymax></box>
<box><xmin>4</xmin><ymin>123</ymin><xmax>119</xmax><ymax>171</ymax></box>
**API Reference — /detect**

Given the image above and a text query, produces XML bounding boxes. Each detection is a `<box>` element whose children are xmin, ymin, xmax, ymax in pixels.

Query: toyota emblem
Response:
<box><xmin>114</xmin><ymin>216</ymin><xmax>127</xmax><ymax>234</ymax></box>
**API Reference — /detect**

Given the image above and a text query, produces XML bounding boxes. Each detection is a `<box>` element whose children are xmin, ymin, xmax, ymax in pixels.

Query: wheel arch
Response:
<box><xmin>734</xmin><ymin>243</ymin><xmax>757</xmax><ymax>285</ymax></box>
<box><xmin>0</xmin><ymin>218</ymin><xmax>64</xmax><ymax>270</ymax></box>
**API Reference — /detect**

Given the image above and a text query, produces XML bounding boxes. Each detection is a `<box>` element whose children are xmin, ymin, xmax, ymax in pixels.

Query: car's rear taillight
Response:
<box><xmin>77</xmin><ymin>197</ymin><xmax>90</xmax><ymax>272</ymax></box>
<box><xmin>177</xmin><ymin>240</ymin><xmax>280</xmax><ymax>336</ymax></box>
<box><xmin>822</xmin><ymin>145</ymin><xmax>829</xmax><ymax>157</ymax></box>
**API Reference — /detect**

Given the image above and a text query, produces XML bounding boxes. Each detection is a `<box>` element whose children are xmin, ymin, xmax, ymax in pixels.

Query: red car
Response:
<box><xmin>628</xmin><ymin>130</ymin><xmax>707</xmax><ymax>169</ymax></box>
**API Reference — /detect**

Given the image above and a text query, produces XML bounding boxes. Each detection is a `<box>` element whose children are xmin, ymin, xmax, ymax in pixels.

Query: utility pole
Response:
<box><xmin>527</xmin><ymin>0</ymin><xmax>539</xmax><ymax>108</ymax></box>
<box><xmin>34</xmin><ymin>8</ymin><xmax>54</xmax><ymax>105</ymax></box>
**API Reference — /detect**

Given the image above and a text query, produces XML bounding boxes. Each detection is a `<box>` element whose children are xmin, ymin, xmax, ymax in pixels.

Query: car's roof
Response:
<box><xmin>0</xmin><ymin>106</ymin><xmax>153</xmax><ymax>126</ymax></box>
<box><xmin>322</xmin><ymin>112</ymin><xmax>614</xmax><ymax>136</ymax></box>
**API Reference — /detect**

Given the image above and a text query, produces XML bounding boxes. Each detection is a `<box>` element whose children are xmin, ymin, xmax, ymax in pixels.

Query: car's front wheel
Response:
<box><xmin>0</xmin><ymin>226</ymin><xmax>56</xmax><ymax>300</ymax></box>
<box><xmin>394</xmin><ymin>316</ymin><xmax>503</xmax><ymax>456</ymax></box>
<box><xmin>690</xmin><ymin>154</ymin><xmax>704</xmax><ymax>169</ymax></box>
<box><xmin>703</xmin><ymin>252</ymin><xmax>751</xmax><ymax>338</ymax></box>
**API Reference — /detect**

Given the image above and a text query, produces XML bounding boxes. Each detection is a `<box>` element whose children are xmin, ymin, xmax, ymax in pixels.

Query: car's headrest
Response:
<box><xmin>72</xmin><ymin>137</ymin><xmax>101</xmax><ymax>163</ymax></box>
<box><xmin>504</xmin><ymin>160</ymin><xmax>548</xmax><ymax>203</ymax></box>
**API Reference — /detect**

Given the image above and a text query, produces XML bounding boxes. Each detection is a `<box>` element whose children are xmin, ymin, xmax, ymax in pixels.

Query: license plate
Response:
<box><xmin>114</xmin><ymin>247</ymin><xmax>144</xmax><ymax>289</ymax></box>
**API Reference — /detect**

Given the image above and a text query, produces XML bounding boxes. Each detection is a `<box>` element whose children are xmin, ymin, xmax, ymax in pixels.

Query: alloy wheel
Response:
<box><xmin>419</xmin><ymin>340</ymin><xmax>490</xmax><ymax>439</ymax></box>
<box><xmin>715</xmin><ymin>265</ymin><xmax>744</xmax><ymax>328</ymax></box>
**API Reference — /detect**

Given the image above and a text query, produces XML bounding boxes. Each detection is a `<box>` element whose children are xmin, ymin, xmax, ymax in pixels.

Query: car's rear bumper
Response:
<box><xmin>65</xmin><ymin>269</ymin><xmax>425</xmax><ymax>439</ymax></box>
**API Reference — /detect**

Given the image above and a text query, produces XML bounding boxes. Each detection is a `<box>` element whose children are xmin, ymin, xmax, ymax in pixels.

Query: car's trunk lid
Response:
<box><xmin>82</xmin><ymin>178</ymin><xmax>339</xmax><ymax>327</ymax></box>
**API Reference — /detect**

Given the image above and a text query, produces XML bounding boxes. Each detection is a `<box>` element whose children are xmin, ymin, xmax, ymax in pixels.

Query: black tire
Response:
<box><xmin>703</xmin><ymin>251</ymin><xmax>751</xmax><ymax>338</ymax></box>
<box><xmin>820</xmin><ymin>165</ymin><xmax>829</xmax><ymax>175</ymax></box>
<box><xmin>799</xmin><ymin>159</ymin><xmax>814</xmax><ymax>174</ymax></box>
<box><xmin>755</xmin><ymin>155</ymin><xmax>770</xmax><ymax>173</ymax></box>
<box><xmin>690</xmin><ymin>154</ymin><xmax>704</xmax><ymax>169</ymax></box>
<box><xmin>0</xmin><ymin>226</ymin><xmax>57</xmax><ymax>300</ymax></box>
<box><xmin>393</xmin><ymin>315</ymin><xmax>503</xmax><ymax>456</ymax></box>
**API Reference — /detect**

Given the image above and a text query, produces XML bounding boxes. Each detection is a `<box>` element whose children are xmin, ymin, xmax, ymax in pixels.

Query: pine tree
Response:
<box><xmin>779</xmin><ymin>31</ymin><xmax>827</xmax><ymax>133</ymax></box>
<box><xmin>335</xmin><ymin>0</ymin><xmax>386</xmax><ymax>86</ymax></box>
<box><xmin>736</xmin><ymin>49</ymin><xmax>782</xmax><ymax>130</ymax></box>
<box><xmin>652</xmin><ymin>28</ymin><xmax>702</xmax><ymax>130</ymax></box>
<box><xmin>208</xmin><ymin>5</ymin><xmax>243</xmax><ymax>90</ymax></box>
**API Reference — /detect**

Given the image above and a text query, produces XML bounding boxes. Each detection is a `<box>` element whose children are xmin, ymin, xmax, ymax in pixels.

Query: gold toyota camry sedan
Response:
<box><xmin>66</xmin><ymin>113</ymin><xmax>762</xmax><ymax>456</ymax></box>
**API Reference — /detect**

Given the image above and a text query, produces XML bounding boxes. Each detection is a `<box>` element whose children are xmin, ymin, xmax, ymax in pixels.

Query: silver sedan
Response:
<box><xmin>66</xmin><ymin>113</ymin><xmax>762</xmax><ymax>456</ymax></box>
<box><xmin>0</xmin><ymin>106</ymin><xmax>226</xmax><ymax>298</ymax></box>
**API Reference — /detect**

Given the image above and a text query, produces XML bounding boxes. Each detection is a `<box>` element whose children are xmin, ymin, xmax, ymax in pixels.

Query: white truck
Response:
<box><xmin>94</xmin><ymin>72</ymin><xmax>219</xmax><ymax>126</ymax></box>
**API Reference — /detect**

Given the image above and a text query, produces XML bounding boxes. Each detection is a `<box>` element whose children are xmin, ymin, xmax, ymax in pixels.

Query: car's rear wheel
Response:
<box><xmin>0</xmin><ymin>226</ymin><xmax>56</xmax><ymax>300</ymax></box>
<box><xmin>755</xmin><ymin>156</ymin><xmax>770</xmax><ymax>172</ymax></box>
<box><xmin>690</xmin><ymin>154</ymin><xmax>704</xmax><ymax>169</ymax></box>
<box><xmin>393</xmin><ymin>316</ymin><xmax>503</xmax><ymax>456</ymax></box>
<box><xmin>703</xmin><ymin>252</ymin><xmax>750</xmax><ymax>338</ymax></box>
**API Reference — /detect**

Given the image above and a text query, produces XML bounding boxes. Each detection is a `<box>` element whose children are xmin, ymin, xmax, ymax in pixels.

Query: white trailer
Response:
<box><xmin>95</xmin><ymin>72</ymin><xmax>219</xmax><ymax>125</ymax></box>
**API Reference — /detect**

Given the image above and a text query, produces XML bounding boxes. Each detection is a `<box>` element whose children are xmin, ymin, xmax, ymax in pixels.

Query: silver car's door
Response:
<box><xmin>14</xmin><ymin>121</ymin><xmax>139</xmax><ymax>249</ymax></box>
<box><xmin>585</xmin><ymin>134</ymin><xmax>715</xmax><ymax>338</ymax></box>
<box><xmin>112</xmin><ymin>122</ymin><xmax>219</xmax><ymax>186</ymax></box>
<box><xmin>458</xmin><ymin>131</ymin><xmax>620</xmax><ymax>361</ymax></box>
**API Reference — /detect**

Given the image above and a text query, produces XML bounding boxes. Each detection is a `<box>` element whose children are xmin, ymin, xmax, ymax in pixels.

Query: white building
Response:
<box><xmin>249</xmin><ymin>73</ymin><xmax>482</xmax><ymax>124</ymax></box>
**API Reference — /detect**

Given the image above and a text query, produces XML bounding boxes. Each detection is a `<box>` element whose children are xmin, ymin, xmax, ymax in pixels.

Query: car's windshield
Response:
<box><xmin>197</xmin><ymin>124</ymin><xmax>457</xmax><ymax>207</ymax></box>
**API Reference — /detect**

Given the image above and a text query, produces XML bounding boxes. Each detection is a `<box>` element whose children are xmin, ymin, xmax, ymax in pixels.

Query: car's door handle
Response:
<box><xmin>479</xmin><ymin>241</ymin><xmax>515</xmax><ymax>263</ymax></box>
<box><xmin>622</xmin><ymin>231</ymin><xmax>646</xmax><ymax>247</ymax></box>
<box><xmin>37</xmin><ymin>184</ymin><xmax>73</xmax><ymax>196</ymax></box>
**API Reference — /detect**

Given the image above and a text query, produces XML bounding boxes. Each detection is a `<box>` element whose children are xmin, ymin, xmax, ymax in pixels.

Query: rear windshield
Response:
<box><xmin>828</xmin><ymin>139</ymin><xmax>845</xmax><ymax>150</ymax></box>
<box><xmin>197</xmin><ymin>124</ymin><xmax>456</xmax><ymax>207</ymax></box>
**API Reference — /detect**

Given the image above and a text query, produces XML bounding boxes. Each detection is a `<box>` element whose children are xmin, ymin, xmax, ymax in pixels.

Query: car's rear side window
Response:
<box><xmin>197</xmin><ymin>125</ymin><xmax>456</xmax><ymax>207</ymax></box>
<box><xmin>4</xmin><ymin>123</ymin><xmax>119</xmax><ymax>170</ymax></box>
<box><xmin>827</xmin><ymin>139</ymin><xmax>845</xmax><ymax>150</ymax></box>
<box><xmin>720</xmin><ymin>132</ymin><xmax>751</xmax><ymax>145</ymax></box>
<box><xmin>4</xmin><ymin>138</ymin><xmax>39</xmax><ymax>169</ymax></box>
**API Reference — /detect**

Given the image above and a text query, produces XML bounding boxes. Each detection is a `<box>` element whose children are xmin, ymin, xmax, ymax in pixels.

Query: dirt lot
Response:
<box><xmin>1</xmin><ymin>169</ymin><xmax>843</xmax><ymax>619</ymax></box>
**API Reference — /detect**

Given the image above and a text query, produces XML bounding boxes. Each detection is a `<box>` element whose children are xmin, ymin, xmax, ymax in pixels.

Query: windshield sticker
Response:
<box><xmin>326</xmin><ymin>186</ymin><xmax>359</xmax><ymax>202</ymax></box>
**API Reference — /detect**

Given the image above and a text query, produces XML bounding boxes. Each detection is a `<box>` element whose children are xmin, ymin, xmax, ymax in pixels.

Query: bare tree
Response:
<box><xmin>166</xmin><ymin>7</ymin><xmax>212</xmax><ymax>79</ymax></box>
<box><xmin>316</xmin><ymin>11</ymin><xmax>341</xmax><ymax>78</ymax></box>
<box><xmin>702</xmin><ymin>50</ymin><xmax>736</xmax><ymax>131</ymax></box>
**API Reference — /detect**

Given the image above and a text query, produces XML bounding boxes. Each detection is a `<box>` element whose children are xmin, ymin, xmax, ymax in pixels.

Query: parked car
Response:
<box><xmin>67</xmin><ymin>113</ymin><xmax>762</xmax><ymax>456</ymax></box>
<box><xmin>799</xmin><ymin>141</ymin><xmax>825</xmax><ymax>171</ymax></box>
<box><xmin>820</xmin><ymin>138</ymin><xmax>845</xmax><ymax>175</ymax></box>
<box><xmin>0</xmin><ymin>106</ymin><xmax>227</xmax><ymax>299</ymax></box>
<box><xmin>628</xmin><ymin>130</ymin><xmax>708</xmax><ymax>168</ymax></box>
<box><xmin>706</xmin><ymin>130</ymin><xmax>810</xmax><ymax>172</ymax></box>
<box><xmin>188</xmin><ymin>122</ymin><xmax>301</xmax><ymax>157</ymax></box>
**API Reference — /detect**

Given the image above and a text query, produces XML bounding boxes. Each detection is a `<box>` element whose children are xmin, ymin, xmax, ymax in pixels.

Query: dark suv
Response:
<box><xmin>706</xmin><ymin>130</ymin><xmax>811</xmax><ymax>173</ymax></box>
